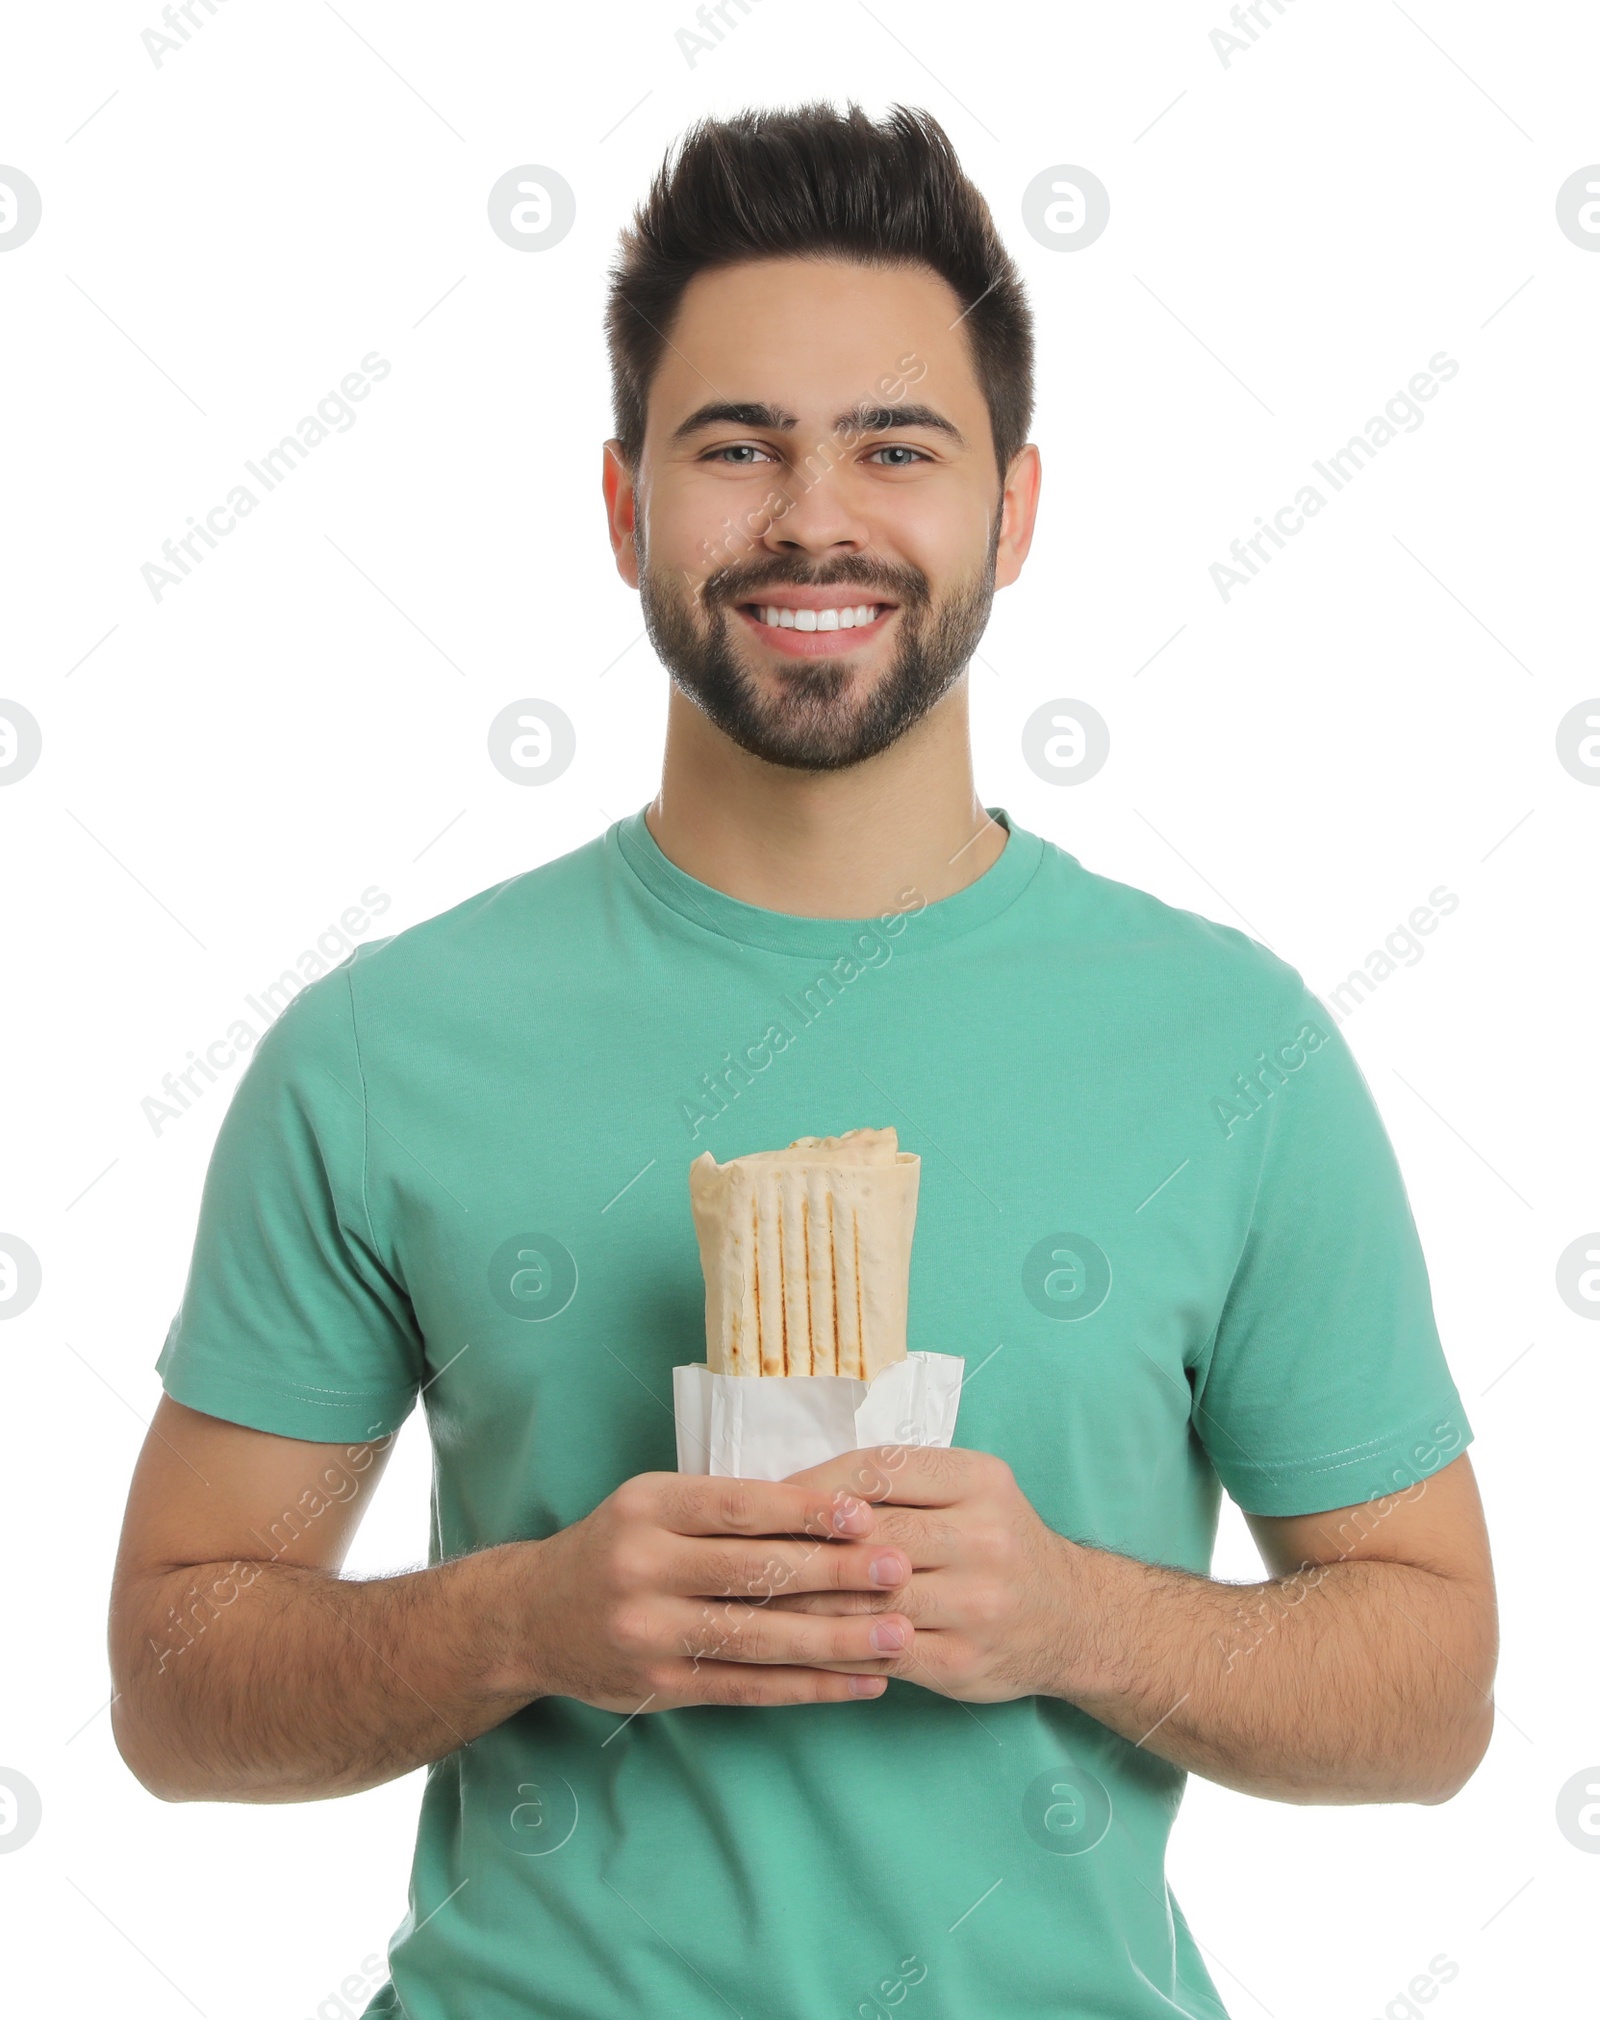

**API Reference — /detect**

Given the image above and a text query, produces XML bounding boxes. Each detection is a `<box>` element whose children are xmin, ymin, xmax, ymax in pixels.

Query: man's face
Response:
<box><xmin>605</xmin><ymin>257</ymin><xmax>1035</xmax><ymax>771</ymax></box>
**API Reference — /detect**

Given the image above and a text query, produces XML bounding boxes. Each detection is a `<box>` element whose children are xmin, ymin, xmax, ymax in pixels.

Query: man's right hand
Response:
<box><xmin>514</xmin><ymin>1472</ymin><xmax>915</xmax><ymax>1712</ymax></box>
<box><xmin>109</xmin><ymin>1402</ymin><xmax>913</xmax><ymax>1806</ymax></box>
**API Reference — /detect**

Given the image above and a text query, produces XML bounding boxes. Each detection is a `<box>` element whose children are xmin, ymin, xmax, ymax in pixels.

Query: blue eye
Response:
<box><xmin>869</xmin><ymin>444</ymin><xmax>927</xmax><ymax>466</ymax></box>
<box><xmin>705</xmin><ymin>443</ymin><xmax>774</xmax><ymax>464</ymax></box>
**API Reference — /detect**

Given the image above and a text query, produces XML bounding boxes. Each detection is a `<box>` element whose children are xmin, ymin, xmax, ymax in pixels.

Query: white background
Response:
<box><xmin>2</xmin><ymin>2</ymin><xmax>1597</xmax><ymax>2015</ymax></box>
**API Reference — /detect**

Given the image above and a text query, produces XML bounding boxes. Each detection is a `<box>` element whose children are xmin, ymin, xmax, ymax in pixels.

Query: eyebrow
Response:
<box><xmin>671</xmin><ymin>399</ymin><xmax>966</xmax><ymax>446</ymax></box>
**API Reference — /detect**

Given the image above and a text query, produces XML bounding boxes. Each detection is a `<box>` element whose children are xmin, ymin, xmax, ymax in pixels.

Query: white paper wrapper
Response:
<box><xmin>673</xmin><ymin>1351</ymin><xmax>965</xmax><ymax>1481</ymax></box>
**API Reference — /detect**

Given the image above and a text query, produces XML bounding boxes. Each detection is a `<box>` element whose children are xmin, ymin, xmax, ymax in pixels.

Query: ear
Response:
<box><xmin>993</xmin><ymin>443</ymin><xmax>1042</xmax><ymax>592</ymax></box>
<box><xmin>602</xmin><ymin>439</ymin><xmax>640</xmax><ymax>589</ymax></box>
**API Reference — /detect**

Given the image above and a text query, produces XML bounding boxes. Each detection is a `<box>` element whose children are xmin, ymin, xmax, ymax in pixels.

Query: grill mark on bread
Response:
<box><xmin>853</xmin><ymin>1206</ymin><xmax>865</xmax><ymax>1379</ymax></box>
<box><xmin>748</xmin><ymin>1193</ymin><xmax>759</xmax><ymax>1377</ymax></box>
<box><xmin>802</xmin><ymin>1191</ymin><xmax>813</xmax><ymax>1375</ymax></box>
<box><xmin>777</xmin><ymin>1199</ymin><xmax>789</xmax><ymax>1376</ymax></box>
<box><xmin>829</xmin><ymin>1191</ymin><xmax>841</xmax><ymax>1381</ymax></box>
<box><xmin>689</xmin><ymin>1134</ymin><xmax>915</xmax><ymax>1379</ymax></box>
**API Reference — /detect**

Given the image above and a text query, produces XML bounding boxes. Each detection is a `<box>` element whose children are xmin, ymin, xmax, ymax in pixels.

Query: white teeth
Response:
<box><xmin>757</xmin><ymin>602</ymin><xmax>880</xmax><ymax>631</ymax></box>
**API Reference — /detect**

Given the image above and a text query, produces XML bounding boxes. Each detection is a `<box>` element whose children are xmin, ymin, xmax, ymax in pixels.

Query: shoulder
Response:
<box><xmin>258</xmin><ymin>828</ymin><xmax>613</xmax><ymax>1063</ymax></box>
<box><xmin>1029</xmin><ymin>836</ymin><xmax>1314</xmax><ymax>1026</ymax></box>
<box><xmin>354</xmin><ymin>826</ymin><xmax>609</xmax><ymax>978</ymax></box>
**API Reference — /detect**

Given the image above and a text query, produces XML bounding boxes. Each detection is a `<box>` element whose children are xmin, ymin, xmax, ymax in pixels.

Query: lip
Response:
<box><xmin>734</xmin><ymin>602</ymin><xmax>897</xmax><ymax>657</ymax></box>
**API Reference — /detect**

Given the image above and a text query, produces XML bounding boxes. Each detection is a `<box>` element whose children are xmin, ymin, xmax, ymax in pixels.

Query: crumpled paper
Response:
<box><xmin>673</xmin><ymin>1351</ymin><xmax>965</xmax><ymax>1481</ymax></box>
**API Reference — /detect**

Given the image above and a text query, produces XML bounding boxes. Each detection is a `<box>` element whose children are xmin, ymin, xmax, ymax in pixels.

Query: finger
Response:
<box><xmin>640</xmin><ymin>1472</ymin><xmax>877</xmax><ymax>1542</ymax></box>
<box><xmin>780</xmin><ymin>1443</ymin><xmax>987</xmax><ymax>1508</ymax></box>
<box><xmin>766</xmin><ymin>1589</ymin><xmax>895</xmax><ymax>1618</ymax></box>
<box><xmin>662</xmin><ymin>1660</ymin><xmax>891</xmax><ymax>1707</ymax></box>
<box><xmin>769</xmin><ymin>1576</ymin><xmax>953</xmax><ymax>1626</ymax></box>
<box><xmin>803</xmin><ymin>1630</ymin><xmax>954</xmax><ymax>1683</ymax></box>
<box><xmin>676</xmin><ymin>1600</ymin><xmax>913</xmax><ymax>1670</ymax></box>
<box><xmin>861</xmin><ymin>1504</ymin><xmax>958</xmax><ymax>1569</ymax></box>
<box><xmin>668</xmin><ymin>1536</ymin><xmax>911</xmax><ymax>1601</ymax></box>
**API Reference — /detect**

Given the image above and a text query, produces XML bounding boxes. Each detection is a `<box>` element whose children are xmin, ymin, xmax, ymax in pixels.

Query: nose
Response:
<box><xmin>757</xmin><ymin>456</ymin><xmax>873</xmax><ymax>559</ymax></box>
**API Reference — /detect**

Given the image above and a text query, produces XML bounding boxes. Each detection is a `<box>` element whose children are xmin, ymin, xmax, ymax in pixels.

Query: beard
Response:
<box><xmin>637</xmin><ymin>538</ymin><xmax>999</xmax><ymax>773</ymax></box>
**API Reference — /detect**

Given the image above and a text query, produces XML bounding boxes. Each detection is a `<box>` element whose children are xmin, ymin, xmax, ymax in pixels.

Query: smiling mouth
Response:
<box><xmin>744</xmin><ymin>600</ymin><xmax>888</xmax><ymax>632</ymax></box>
<box><xmin>734</xmin><ymin>595</ymin><xmax>899</xmax><ymax>656</ymax></box>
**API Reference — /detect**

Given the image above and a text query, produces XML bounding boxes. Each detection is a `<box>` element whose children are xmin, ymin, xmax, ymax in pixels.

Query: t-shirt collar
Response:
<box><xmin>612</xmin><ymin>803</ymin><xmax>1043</xmax><ymax>958</ymax></box>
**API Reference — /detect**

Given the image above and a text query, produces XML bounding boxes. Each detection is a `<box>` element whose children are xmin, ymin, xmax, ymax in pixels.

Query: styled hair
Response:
<box><xmin>605</xmin><ymin>102</ymin><xmax>1033</xmax><ymax>475</ymax></box>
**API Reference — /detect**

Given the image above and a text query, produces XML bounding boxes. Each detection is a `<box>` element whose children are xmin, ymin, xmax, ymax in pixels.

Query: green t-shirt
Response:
<box><xmin>157</xmin><ymin>807</ymin><xmax>1471</xmax><ymax>2020</ymax></box>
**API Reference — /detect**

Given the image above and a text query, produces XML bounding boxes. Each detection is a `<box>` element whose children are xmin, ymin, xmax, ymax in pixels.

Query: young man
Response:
<box><xmin>112</xmin><ymin>105</ymin><xmax>1496</xmax><ymax>2019</ymax></box>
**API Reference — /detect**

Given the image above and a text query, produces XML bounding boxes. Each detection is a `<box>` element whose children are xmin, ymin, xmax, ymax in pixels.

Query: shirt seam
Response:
<box><xmin>612</xmin><ymin>814</ymin><xmax>1047</xmax><ymax>960</ymax></box>
<box><xmin>1187</xmin><ymin>965</ymin><xmax>1316</xmax><ymax>1385</ymax></box>
<box><xmin>344</xmin><ymin>961</ymin><xmax>380</xmax><ymax>1255</ymax></box>
<box><xmin>1217</xmin><ymin>1402</ymin><xmax>1468</xmax><ymax>1477</ymax></box>
<box><xmin>164</xmin><ymin>1347</ymin><xmax>413</xmax><ymax>1406</ymax></box>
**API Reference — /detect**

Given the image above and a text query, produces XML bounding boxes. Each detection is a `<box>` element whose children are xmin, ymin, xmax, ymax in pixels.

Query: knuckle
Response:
<box><xmin>685</xmin><ymin>1545</ymin><xmax>729</xmax><ymax>1592</ymax></box>
<box><xmin>711</xmin><ymin>1668</ymin><xmax>764</xmax><ymax>1708</ymax></box>
<box><xmin>715</xmin><ymin>1607</ymin><xmax>761</xmax><ymax>1655</ymax></box>
<box><xmin>968</xmin><ymin>1582</ymin><xmax>1008</xmax><ymax>1628</ymax></box>
<box><xmin>680</xmin><ymin>1622</ymin><xmax>726</xmax><ymax>1665</ymax></box>
<box><xmin>946</xmin><ymin>1636</ymin><xmax>983</xmax><ymax>1688</ymax></box>
<box><xmin>974</xmin><ymin>1520</ymin><xmax>1010</xmax><ymax>1562</ymax></box>
<box><xmin>784</xmin><ymin>1626</ymin><xmax>820</xmax><ymax>1667</ymax></box>
<box><xmin>608</xmin><ymin>1603</ymin><xmax>657</xmax><ymax>1655</ymax></box>
<box><xmin>608</xmin><ymin>1540</ymin><xmax>658</xmax><ymax>1593</ymax></box>
<box><xmin>698</xmin><ymin>1548</ymin><xmax>744</xmax><ymax>1596</ymax></box>
<box><xmin>708</xmin><ymin>1547</ymin><xmax>748</xmax><ymax>1591</ymax></box>
<box><xmin>851</xmin><ymin>1458</ymin><xmax>896</xmax><ymax>1501</ymax></box>
<box><xmin>610</xmin><ymin>1474</ymin><xmax>658</xmax><ymax>1524</ymax></box>
<box><xmin>749</xmin><ymin>1553</ymin><xmax>794</xmax><ymax>1600</ymax></box>
<box><xmin>717</xmin><ymin>1483</ymin><xmax>757</xmax><ymax>1533</ymax></box>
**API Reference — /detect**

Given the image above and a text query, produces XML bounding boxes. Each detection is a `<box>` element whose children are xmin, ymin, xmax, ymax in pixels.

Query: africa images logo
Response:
<box><xmin>487</xmin><ymin>1234</ymin><xmax>579</xmax><ymax>1323</ymax></box>
<box><xmin>677</xmin><ymin>891</ymin><xmax>926</xmax><ymax>1137</ymax></box>
<box><xmin>1210</xmin><ymin>1020</ymin><xmax>1329</xmax><ymax>1137</ymax></box>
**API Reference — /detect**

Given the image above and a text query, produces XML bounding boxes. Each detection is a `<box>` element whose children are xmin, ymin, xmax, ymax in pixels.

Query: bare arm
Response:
<box><xmin>1048</xmin><ymin>1451</ymin><xmax>1498</xmax><ymax>1802</ymax></box>
<box><xmin>109</xmin><ymin>1398</ymin><xmax>917</xmax><ymax>1804</ymax></box>
<box><xmin>108</xmin><ymin>1399</ymin><xmax>530</xmax><ymax>1803</ymax></box>
<box><xmin>778</xmin><ymin>1445</ymin><xmax>1498</xmax><ymax>1805</ymax></box>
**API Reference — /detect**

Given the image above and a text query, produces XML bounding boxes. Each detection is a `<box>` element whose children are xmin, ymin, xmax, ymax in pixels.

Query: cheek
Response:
<box><xmin>868</xmin><ymin>484</ymin><xmax>993</xmax><ymax>584</ymax></box>
<box><xmin>649</xmin><ymin>467</ymin><xmax>774</xmax><ymax>567</ymax></box>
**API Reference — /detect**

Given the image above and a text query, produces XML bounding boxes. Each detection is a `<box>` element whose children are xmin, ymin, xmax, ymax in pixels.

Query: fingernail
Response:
<box><xmin>869</xmin><ymin>1551</ymin><xmax>907</xmax><ymax>1587</ymax></box>
<box><xmin>870</xmin><ymin>1619</ymin><xmax>907</xmax><ymax>1654</ymax></box>
<box><xmin>848</xmin><ymin>1674</ymin><xmax>884</xmax><ymax>1696</ymax></box>
<box><xmin>832</xmin><ymin>1496</ymin><xmax>869</xmax><ymax>1534</ymax></box>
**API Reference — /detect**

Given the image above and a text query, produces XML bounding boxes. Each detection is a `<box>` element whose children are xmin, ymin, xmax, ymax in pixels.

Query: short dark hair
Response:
<box><xmin>605</xmin><ymin>103</ymin><xmax>1033</xmax><ymax>476</ymax></box>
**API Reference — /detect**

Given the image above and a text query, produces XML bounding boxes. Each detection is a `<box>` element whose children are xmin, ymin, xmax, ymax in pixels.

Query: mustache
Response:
<box><xmin>698</xmin><ymin>554</ymin><xmax>930</xmax><ymax>610</ymax></box>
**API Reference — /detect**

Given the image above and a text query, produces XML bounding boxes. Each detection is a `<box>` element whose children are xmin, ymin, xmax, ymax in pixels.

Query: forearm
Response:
<box><xmin>1045</xmin><ymin>1536</ymin><xmax>1496</xmax><ymax>1804</ymax></box>
<box><xmin>111</xmin><ymin>1541</ymin><xmax>542</xmax><ymax>1803</ymax></box>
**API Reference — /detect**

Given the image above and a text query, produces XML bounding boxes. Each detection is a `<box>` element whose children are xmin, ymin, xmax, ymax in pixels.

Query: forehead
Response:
<box><xmin>645</xmin><ymin>256</ymin><xmax>988</xmax><ymax>435</ymax></box>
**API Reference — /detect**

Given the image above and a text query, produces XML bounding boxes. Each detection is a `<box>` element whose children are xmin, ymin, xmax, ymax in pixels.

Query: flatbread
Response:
<box><xmin>688</xmin><ymin>1128</ymin><xmax>920</xmax><ymax>1377</ymax></box>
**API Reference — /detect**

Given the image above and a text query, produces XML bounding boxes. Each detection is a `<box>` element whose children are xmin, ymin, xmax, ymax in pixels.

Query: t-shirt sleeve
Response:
<box><xmin>156</xmin><ymin>962</ymin><xmax>425</xmax><ymax>1443</ymax></box>
<box><xmin>1189</xmin><ymin>979</ymin><xmax>1473</xmax><ymax>1517</ymax></box>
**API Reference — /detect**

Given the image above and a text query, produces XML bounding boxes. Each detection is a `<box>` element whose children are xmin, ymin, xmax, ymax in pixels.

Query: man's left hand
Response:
<box><xmin>771</xmin><ymin>1445</ymin><xmax>1077</xmax><ymax>1703</ymax></box>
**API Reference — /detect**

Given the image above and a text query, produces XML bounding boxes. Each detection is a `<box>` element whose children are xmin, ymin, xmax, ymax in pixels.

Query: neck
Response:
<box><xmin>644</xmin><ymin>674</ymin><xmax>1007</xmax><ymax>919</ymax></box>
